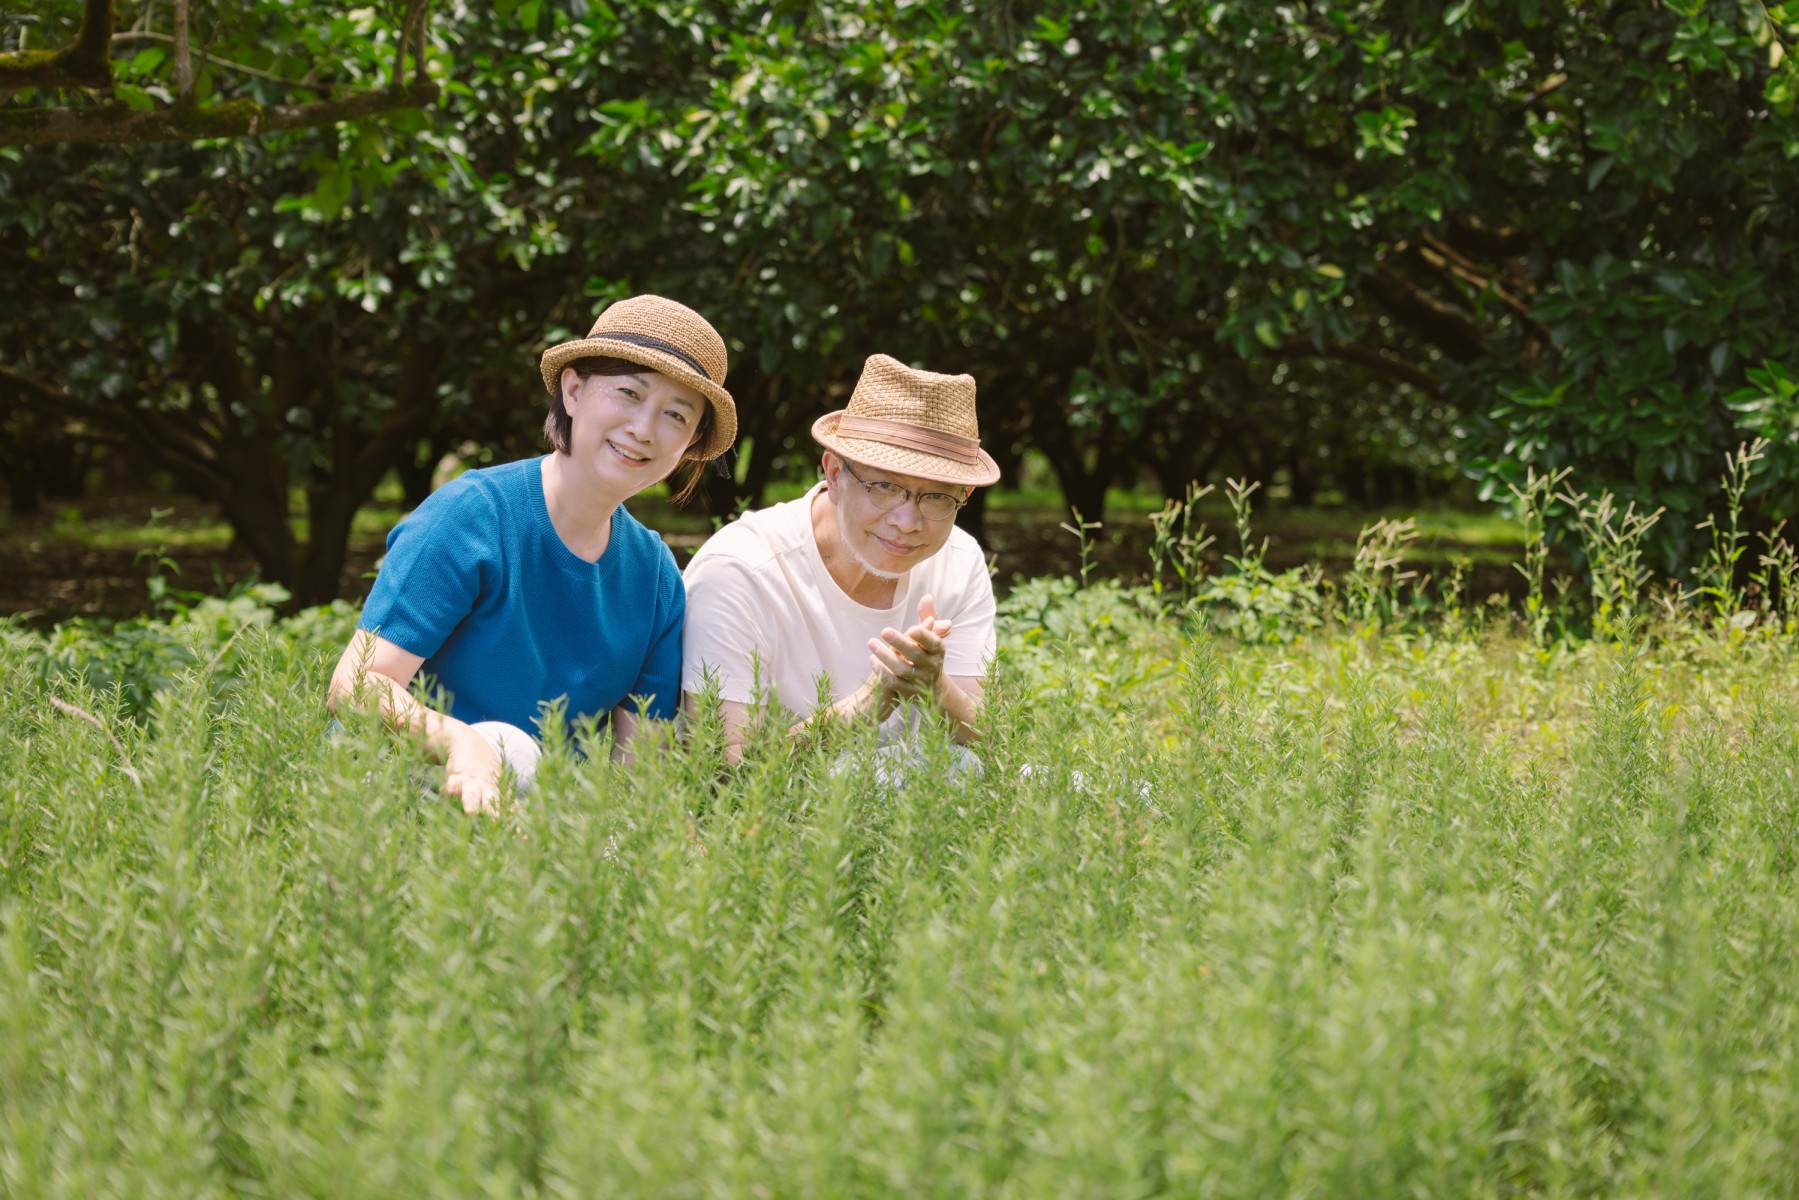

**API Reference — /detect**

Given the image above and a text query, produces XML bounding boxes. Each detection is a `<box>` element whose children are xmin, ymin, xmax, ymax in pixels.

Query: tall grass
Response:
<box><xmin>6</xmin><ymin>579</ymin><xmax>1799</xmax><ymax>1195</ymax></box>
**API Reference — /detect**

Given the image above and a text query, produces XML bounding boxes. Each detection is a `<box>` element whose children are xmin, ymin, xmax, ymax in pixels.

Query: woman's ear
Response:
<box><xmin>560</xmin><ymin>367</ymin><xmax>583</xmax><ymax>410</ymax></box>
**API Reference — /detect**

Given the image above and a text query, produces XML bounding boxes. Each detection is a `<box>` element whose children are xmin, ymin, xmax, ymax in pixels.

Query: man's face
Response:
<box><xmin>824</xmin><ymin>452</ymin><xmax>969</xmax><ymax>579</ymax></box>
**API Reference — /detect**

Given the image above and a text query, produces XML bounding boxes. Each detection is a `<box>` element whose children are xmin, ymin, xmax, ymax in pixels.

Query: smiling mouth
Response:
<box><xmin>607</xmin><ymin>441</ymin><xmax>651</xmax><ymax>465</ymax></box>
<box><xmin>875</xmin><ymin>536</ymin><xmax>917</xmax><ymax>557</ymax></box>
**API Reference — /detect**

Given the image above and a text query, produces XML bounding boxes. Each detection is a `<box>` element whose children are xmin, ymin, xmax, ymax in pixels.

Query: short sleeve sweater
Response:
<box><xmin>357</xmin><ymin>456</ymin><xmax>685</xmax><ymax>733</ymax></box>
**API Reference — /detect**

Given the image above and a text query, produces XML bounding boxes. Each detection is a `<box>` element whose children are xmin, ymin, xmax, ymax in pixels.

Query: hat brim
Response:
<box><xmin>541</xmin><ymin>336</ymin><xmax>737</xmax><ymax>460</ymax></box>
<box><xmin>812</xmin><ymin>411</ymin><xmax>1000</xmax><ymax>487</ymax></box>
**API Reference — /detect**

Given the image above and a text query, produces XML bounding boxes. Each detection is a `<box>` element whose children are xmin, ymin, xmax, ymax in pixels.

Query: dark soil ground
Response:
<box><xmin>2</xmin><ymin>491</ymin><xmax>1531</xmax><ymax>629</ymax></box>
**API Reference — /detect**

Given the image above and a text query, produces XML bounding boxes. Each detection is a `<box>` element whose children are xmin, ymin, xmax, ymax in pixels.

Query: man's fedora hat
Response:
<box><xmin>812</xmin><ymin>354</ymin><xmax>1000</xmax><ymax>487</ymax></box>
<box><xmin>539</xmin><ymin>295</ymin><xmax>736</xmax><ymax>460</ymax></box>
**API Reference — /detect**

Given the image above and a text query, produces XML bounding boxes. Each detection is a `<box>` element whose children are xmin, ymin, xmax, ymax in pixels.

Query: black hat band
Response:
<box><xmin>600</xmin><ymin>332</ymin><xmax>712</xmax><ymax>382</ymax></box>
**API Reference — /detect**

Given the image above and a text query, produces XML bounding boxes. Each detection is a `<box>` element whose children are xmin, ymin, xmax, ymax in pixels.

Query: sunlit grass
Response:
<box><xmin>4</xmin><ymin>499</ymin><xmax>412</xmax><ymax>551</ymax></box>
<box><xmin>6</xmin><ymin>482</ymin><xmax>1524</xmax><ymax>577</ymax></box>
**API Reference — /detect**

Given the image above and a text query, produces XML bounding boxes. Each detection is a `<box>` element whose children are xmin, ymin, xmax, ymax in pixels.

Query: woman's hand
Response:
<box><xmin>443</xmin><ymin>726</ymin><xmax>505</xmax><ymax>815</ymax></box>
<box><xmin>331</xmin><ymin>630</ymin><xmax>514</xmax><ymax>815</ymax></box>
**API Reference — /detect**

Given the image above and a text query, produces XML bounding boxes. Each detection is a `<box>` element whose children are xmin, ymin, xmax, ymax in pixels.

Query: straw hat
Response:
<box><xmin>812</xmin><ymin>354</ymin><xmax>1000</xmax><ymax>486</ymax></box>
<box><xmin>539</xmin><ymin>295</ymin><xmax>736</xmax><ymax>460</ymax></box>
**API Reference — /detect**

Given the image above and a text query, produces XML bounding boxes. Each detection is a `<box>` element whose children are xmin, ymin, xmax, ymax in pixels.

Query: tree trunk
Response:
<box><xmin>220</xmin><ymin>482</ymin><xmax>299</xmax><ymax>597</ymax></box>
<box><xmin>7</xmin><ymin>472</ymin><xmax>38</xmax><ymax>517</ymax></box>
<box><xmin>697</xmin><ymin>369</ymin><xmax>810</xmax><ymax>519</ymax></box>
<box><xmin>294</xmin><ymin>483</ymin><xmax>365</xmax><ymax>608</ymax></box>
<box><xmin>954</xmin><ymin>484</ymin><xmax>988</xmax><ymax>545</ymax></box>
<box><xmin>397</xmin><ymin>439</ymin><xmax>437</xmax><ymax>509</ymax></box>
<box><xmin>1033</xmin><ymin>413</ymin><xmax>1116</xmax><ymax>526</ymax></box>
<box><xmin>737</xmin><ymin>428</ymin><xmax>785</xmax><ymax>510</ymax></box>
<box><xmin>1152</xmin><ymin>429</ymin><xmax>1221</xmax><ymax>501</ymax></box>
<box><xmin>689</xmin><ymin>459</ymin><xmax>740</xmax><ymax>519</ymax></box>
<box><xmin>1286</xmin><ymin>456</ymin><xmax>1319</xmax><ymax>508</ymax></box>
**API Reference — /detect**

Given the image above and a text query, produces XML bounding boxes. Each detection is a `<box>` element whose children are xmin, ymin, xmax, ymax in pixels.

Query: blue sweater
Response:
<box><xmin>358</xmin><ymin>457</ymin><xmax>685</xmax><ymax>734</ymax></box>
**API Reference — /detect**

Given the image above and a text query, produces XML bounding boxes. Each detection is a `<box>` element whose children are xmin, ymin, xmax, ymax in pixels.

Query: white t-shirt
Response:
<box><xmin>681</xmin><ymin>484</ymin><xmax>997</xmax><ymax>723</ymax></box>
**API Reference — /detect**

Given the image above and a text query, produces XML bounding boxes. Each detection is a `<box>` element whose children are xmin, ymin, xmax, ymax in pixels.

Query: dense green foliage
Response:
<box><xmin>6</xmin><ymin>0</ymin><xmax>1799</xmax><ymax>598</ymax></box>
<box><xmin>0</xmin><ymin>0</ymin><xmax>436</xmax><ymax>144</ymax></box>
<box><xmin>8</xmin><ymin>568</ymin><xmax>1799</xmax><ymax>1194</ymax></box>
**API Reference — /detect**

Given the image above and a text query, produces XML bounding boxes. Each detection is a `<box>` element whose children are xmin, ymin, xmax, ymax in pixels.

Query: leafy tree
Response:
<box><xmin>11</xmin><ymin>0</ymin><xmax>1799</xmax><ymax>601</ymax></box>
<box><xmin>0</xmin><ymin>0</ymin><xmax>437</xmax><ymax>145</ymax></box>
<box><xmin>2</xmin><ymin>3</ymin><xmax>547</xmax><ymax>604</ymax></box>
<box><xmin>642</xmin><ymin>0</ymin><xmax>1799</xmax><ymax>559</ymax></box>
<box><xmin>1365</xmin><ymin>0</ymin><xmax>1799</xmax><ymax>566</ymax></box>
<box><xmin>3</xmin><ymin>1</ymin><xmax>770</xmax><ymax>604</ymax></box>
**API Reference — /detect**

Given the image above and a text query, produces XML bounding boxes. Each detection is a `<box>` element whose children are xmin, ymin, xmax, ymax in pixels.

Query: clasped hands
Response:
<box><xmin>866</xmin><ymin>593</ymin><xmax>954</xmax><ymax>715</ymax></box>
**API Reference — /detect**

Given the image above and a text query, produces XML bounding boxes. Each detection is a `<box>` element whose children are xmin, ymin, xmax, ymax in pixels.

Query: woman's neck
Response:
<box><xmin>541</xmin><ymin>453</ymin><xmax>620</xmax><ymax>562</ymax></box>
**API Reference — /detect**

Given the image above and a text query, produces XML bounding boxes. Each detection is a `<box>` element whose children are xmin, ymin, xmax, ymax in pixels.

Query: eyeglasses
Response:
<box><xmin>839</xmin><ymin>459</ymin><xmax>968</xmax><ymax>522</ymax></box>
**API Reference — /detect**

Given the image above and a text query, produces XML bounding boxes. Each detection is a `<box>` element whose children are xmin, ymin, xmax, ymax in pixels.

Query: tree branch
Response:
<box><xmin>1413</xmin><ymin>232</ymin><xmax>1544</xmax><ymax>331</ymax></box>
<box><xmin>0</xmin><ymin>367</ymin><xmax>228</xmax><ymax>488</ymax></box>
<box><xmin>1517</xmin><ymin>71</ymin><xmax>1569</xmax><ymax>110</ymax></box>
<box><xmin>1365</xmin><ymin>263</ymin><xmax>1490</xmax><ymax>362</ymax></box>
<box><xmin>1446</xmin><ymin>216</ymin><xmax>1532</xmax><ymax>260</ymax></box>
<box><xmin>1326</xmin><ymin>342</ymin><xmax>1441</xmax><ymax>395</ymax></box>
<box><xmin>412</xmin><ymin>2</ymin><xmax>433</xmax><ymax>83</ymax></box>
<box><xmin>0</xmin><ymin>78</ymin><xmax>440</xmax><ymax>146</ymax></box>
<box><xmin>396</xmin><ymin>0</ymin><xmax>431</xmax><ymax>90</ymax></box>
<box><xmin>172</xmin><ymin>0</ymin><xmax>194</xmax><ymax>100</ymax></box>
<box><xmin>1267</xmin><ymin>337</ymin><xmax>1441</xmax><ymax>395</ymax></box>
<box><xmin>110</xmin><ymin>33</ymin><xmax>300</xmax><ymax>87</ymax></box>
<box><xmin>0</xmin><ymin>363</ymin><xmax>76</xmax><ymax>408</ymax></box>
<box><xmin>0</xmin><ymin>0</ymin><xmax>113</xmax><ymax>93</ymax></box>
<box><xmin>112</xmin><ymin>405</ymin><xmax>230</xmax><ymax>496</ymax></box>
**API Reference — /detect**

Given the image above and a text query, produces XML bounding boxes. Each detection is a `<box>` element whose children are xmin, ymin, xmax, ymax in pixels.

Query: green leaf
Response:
<box><xmin>125</xmin><ymin>47</ymin><xmax>167</xmax><ymax>77</ymax></box>
<box><xmin>1767</xmin><ymin>67</ymin><xmax>1797</xmax><ymax>118</ymax></box>
<box><xmin>114</xmin><ymin>85</ymin><xmax>156</xmax><ymax>113</ymax></box>
<box><xmin>1586</xmin><ymin>155</ymin><xmax>1615</xmax><ymax>191</ymax></box>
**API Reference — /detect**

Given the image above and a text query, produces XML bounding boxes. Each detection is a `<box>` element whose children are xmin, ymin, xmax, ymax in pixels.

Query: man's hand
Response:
<box><xmin>869</xmin><ymin>593</ymin><xmax>955</xmax><ymax>712</ymax></box>
<box><xmin>442</xmin><ymin>726</ymin><xmax>506</xmax><ymax>815</ymax></box>
<box><xmin>751</xmin><ymin>595</ymin><xmax>983</xmax><ymax>755</ymax></box>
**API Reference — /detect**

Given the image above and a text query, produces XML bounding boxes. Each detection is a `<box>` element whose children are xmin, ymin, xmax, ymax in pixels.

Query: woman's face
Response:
<box><xmin>560</xmin><ymin>367</ymin><xmax>706</xmax><ymax>496</ymax></box>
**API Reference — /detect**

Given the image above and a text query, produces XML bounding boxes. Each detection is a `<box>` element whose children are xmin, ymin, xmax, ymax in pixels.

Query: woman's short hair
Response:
<box><xmin>545</xmin><ymin>355</ymin><xmax>715</xmax><ymax>504</ymax></box>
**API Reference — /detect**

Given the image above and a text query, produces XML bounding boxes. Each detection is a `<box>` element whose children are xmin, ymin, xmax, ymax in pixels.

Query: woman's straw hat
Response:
<box><xmin>812</xmin><ymin>354</ymin><xmax>1000</xmax><ymax>486</ymax></box>
<box><xmin>539</xmin><ymin>295</ymin><xmax>736</xmax><ymax>460</ymax></box>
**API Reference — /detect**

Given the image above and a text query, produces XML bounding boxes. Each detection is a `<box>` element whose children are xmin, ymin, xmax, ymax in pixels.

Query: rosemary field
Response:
<box><xmin>6</xmin><ymin>502</ymin><xmax>1799</xmax><ymax>1196</ymax></box>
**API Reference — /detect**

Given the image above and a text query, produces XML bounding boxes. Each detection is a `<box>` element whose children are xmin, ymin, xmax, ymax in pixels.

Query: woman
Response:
<box><xmin>327</xmin><ymin>295</ymin><xmax>736</xmax><ymax>813</ymax></box>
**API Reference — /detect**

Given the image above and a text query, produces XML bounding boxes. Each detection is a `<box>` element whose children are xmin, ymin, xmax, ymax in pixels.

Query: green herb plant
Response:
<box><xmin>1692</xmin><ymin>437</ymin><xmax>1769</xmax><ymax>624</ymax></box>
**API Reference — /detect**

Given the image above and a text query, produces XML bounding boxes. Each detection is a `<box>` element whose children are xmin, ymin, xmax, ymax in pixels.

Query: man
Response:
<box><xmin>681</xmin><ymin>353</ymin><xmax>1001</xmax><ymax>762</ymax></box>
